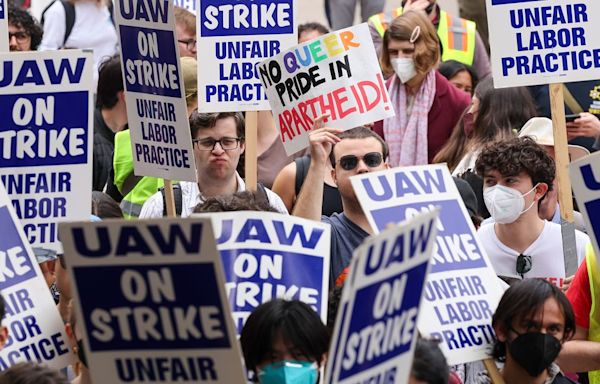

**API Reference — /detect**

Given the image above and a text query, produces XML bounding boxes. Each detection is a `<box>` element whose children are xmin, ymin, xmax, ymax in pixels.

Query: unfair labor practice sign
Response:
<box><xmin>486</xmin><ymin>0</ymin><xmax>600</xmax><ymax>88</ymax></box>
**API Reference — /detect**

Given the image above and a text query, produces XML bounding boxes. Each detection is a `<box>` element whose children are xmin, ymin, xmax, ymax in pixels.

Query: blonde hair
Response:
<box><xmin>380</xmin><ymin>10</ymin><xmax>440</xmax><ymax>77</ymax></box>
<box><xmin>174</xmin><ymin>6</ymin><xmax>196</xmax><ymax>34</ymax></box>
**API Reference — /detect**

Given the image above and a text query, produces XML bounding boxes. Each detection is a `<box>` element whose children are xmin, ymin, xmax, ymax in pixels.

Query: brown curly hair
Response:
<box><xmin>380</xmin><ymin>10</ymin><xmax>440</xmax><ymax>78</ymax></box>
<box><xmin>475</xmin><ymin>137</ymin><xmax>555</xmax><ymax>192</ymax></box>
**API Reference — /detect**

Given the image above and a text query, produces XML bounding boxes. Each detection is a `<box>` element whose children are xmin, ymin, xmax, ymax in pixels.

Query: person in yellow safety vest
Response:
<box><xmin>368</xmin><ymin>0</ymin><xmax>491</xmax><ymax>80</ymax></box>
<box><xmin>563</xmin><ymin>243</ymin><xmax>600</xmax><ymax>382</ymax></box>
<box><xmin>113</xmin><ymin>57</ymin><xmax>199</xmax><ymax>219</ymax></box>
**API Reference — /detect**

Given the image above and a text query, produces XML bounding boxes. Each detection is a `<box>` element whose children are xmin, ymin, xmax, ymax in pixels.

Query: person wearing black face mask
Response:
<box><xmin>490</xmin><ymin>279</ymin><xmax>577</xmax><ymax>384</ymax></box>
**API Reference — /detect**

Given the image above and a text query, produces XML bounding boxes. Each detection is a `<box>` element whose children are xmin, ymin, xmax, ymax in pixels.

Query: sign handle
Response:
<box><xmin>245</xmin><ymin>111</ymin><xmax>258</xmax><ymax>191</ymax></box>
<box><xmin>549</xmin><ymin>83</ymin><xmax>578</xmax><ymax>276</ymax></box>
<box><xmin>483</xmin><ymin>358</ymin><xmax>505</xmax><ymax>384</ymax></box>
<box><xmin>163</xmin><ymin>179</ymin><xmax>177</xmax><ymax>217</ymax></box>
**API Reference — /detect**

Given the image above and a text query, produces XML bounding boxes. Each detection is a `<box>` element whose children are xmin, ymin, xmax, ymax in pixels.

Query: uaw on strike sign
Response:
<box><xmin>486</xmin><ymin>0</ymin><xmax>600</xmax><ymax>88</ymax></box>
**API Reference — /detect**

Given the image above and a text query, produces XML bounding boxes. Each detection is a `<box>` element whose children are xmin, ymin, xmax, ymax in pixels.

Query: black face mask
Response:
<box><xmin>76</xmin><ymin>339</ymin><xmax>88</xmax><ymax>368</ymax></box>
<box><xmin>508</xmin><ymin>331</ymin><xmax>562</xmax><ymax>377</ymax></box>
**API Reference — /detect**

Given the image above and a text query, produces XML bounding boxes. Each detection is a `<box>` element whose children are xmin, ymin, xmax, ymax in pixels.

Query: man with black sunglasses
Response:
<box><xmin>293</xmin><ymin>119</ymin><xmax>389</xmax><ymax>286</ymax></box>
<box><xmin>475</xmin><ymin>137</ymin><xmax>590</xmax><ymax>289</ymax></box>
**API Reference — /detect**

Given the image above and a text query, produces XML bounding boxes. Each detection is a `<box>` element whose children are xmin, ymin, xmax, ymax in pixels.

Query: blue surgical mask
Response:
<box><xmin>258</xmin><ymin>360</ymin><xmax>318</xmax><ymax>384</ymax></box>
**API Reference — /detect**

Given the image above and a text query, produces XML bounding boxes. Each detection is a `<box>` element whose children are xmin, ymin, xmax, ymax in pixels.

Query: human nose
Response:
<box><xmin>211</xmin><ymin>141</ymin><xmax>225</xmax><ymax>154</ymax></box>
<box><xmin>355</xmin><ymin>158</ymin><xmax>369</xmax><ymax>173</ymax></box>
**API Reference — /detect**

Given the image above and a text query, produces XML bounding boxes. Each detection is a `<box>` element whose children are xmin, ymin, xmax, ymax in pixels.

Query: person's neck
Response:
<box><xmin>342</xmin><ymin>200</ymin><xmax>374</xmax><ymax>234</ymax></box>
<box><xmin>198</xmin><ymin>174</ymin><xmax>238</xmax><ymax>199</ymax></box>
<box><xmin>494</xmin><ymin>211</ymin><xmax>545</xmax><ymax>254</ymax></box>
<box><xmin>502</xmin><ymin>358</ymin><xmax>549</xmax><ymax>384</ymax></box>
<box><xmin>101</xmin><ymin>107</ymin><xmax>122</xmax><ymax>133</ymax></box>
<box><xmin>405</xmin><ymin>73</ymin><xmax>426</xmax><ymax>95</ymax></box>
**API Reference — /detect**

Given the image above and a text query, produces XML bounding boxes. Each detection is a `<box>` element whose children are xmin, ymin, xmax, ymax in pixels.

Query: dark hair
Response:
<box><xmin>492</xmin><ymin>279</ymin><xmax>576</xmax><ymax>361</ymax></box>
<box><xmin>8</xmin><ymin>6</ymin><xmax>43</xmax><ymax>50</ymax></box>
<box><xmin>0</xmin><ymin>362</ymin><xmax>69</xmax><ymax>384</ymax></box>
<box><xmin>189</xmin><ymin>112</ymin><xmax>245</xmax><ymax>139</ymax></box>
<box><xmin>0</xmin><ymin>294</ymin><xmax>5</xmax><ymax>324</ymax></box>
<box><xmin>327</xmin><ymin>284</ymin><xmax>344</xmax><ymax>336</ymax></box>
<box><xmin>411</xmin><ymin>339</ymin><xmax>449</xmax><ymax>384</ymax></box>
<box><xmin>193</xmin><ymin>191</ymin><xmax>277</xmax><ymax>213</ymax></box>
<box><xmin>96</xmin><ymin>55</ymin><xmax>123</xmax><ymax>109</ymax></box>
<box><xmin>433</xmin><ymin>77</ymin><xmax>537</xmax><ymax>171</ymax></box>
<box><xmin>92</xmin><ymin>191</ymin><xmax>123</xmax><ymax>218</ymax></box>
<box><xmin>475</xmin><ymin>136</ymin><xmax>555</xmax><ymax>194</ymax></box>
<box><xmin>330</xmin><ymin>127</ymin><xmax>389</xmax><ymax>167</ymax></box>
<box><xmin>298</xmin><ymin>22</ymin><xmax>329</xmax><ymax>38</ymax></box>
<box><xmin>240</xmin><ymin>299</ymin><xmax>329</xmax><ymax>375</ymax></box>
<box><xmin>438</xmin><ymin>60</ymin><xmax>478</xmax><ymax>91</ymax></box>
<box><xmin>381</xmin><ymin>10</ymin><xmax>440</xmax><ymax>77</ymax></box>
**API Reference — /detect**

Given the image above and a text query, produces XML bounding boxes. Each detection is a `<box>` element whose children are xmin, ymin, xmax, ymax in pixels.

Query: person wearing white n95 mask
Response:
<box><xmin>475</xmin><ymin>137</ymin><xmax>591</xmax><ymax>286</ymax></box>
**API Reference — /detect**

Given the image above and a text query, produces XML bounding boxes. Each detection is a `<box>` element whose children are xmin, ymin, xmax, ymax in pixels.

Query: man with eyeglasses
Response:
<box><xmin>8</xmin><ymin>6</ymin><xmax>43</xmax><ymax>52</ymax></box>
<box><xmin>174</xmin><ymin>6</ymin><xmax>196</xmax><ymax>58</ymax></box>
<box><xmin>293</xmin><ymin>120</ymin><xmax>390</xmax><ymax>285</ymax></box>
<box><xmin>475</xmin><ymin>137</ymin><xmax>590</xmax><ymax>289</ymax></box>
<box><xmin>139</xmin><ymin>112</ymin><xmax>287</xmax><ymax>218</ymax></box>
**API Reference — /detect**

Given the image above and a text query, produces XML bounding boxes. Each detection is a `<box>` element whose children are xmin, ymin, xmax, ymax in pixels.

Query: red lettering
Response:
<box><xmin>332</xmin><ymin>87</ymin><xmax>356</xmax><ymax>119</ymax></box>
<box><xmin>298</xmin><ymin>101</ymin><xmax>315</xmax><ymax>131</ymax></box>
<box><xmin>358</xmin><ymin>80</ymin><xmax>382</xmax><ymax>111</ymax></box>
<box><xmin>279</xmin><ymin>111</ymin><xmax>295</xmax><ymax>142</ymax></box>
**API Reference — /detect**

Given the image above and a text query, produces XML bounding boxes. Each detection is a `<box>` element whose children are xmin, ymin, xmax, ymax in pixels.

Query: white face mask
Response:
<box><xmin>391</xmin><ymin>57</ymin><xmax>417</xmax><ymax>83</ymax></box>
<box><xmin>484</xmin><ymin>183</ymin><xmax>539</xmax><ymax>224</ymax></box>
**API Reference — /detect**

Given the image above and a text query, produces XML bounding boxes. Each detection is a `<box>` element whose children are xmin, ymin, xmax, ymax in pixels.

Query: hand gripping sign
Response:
<box><xmin>59</xmin><ymin>218</ymin><xmax>246</xmax><ymax>384</ymax></box>
<box><xmin>0</xmin><ymin>50</ymin><xmax>93</xmax><ymax>253</ymax></box>
<box><xmin>197</xmin><ymin>0</ymin><xmax>298</xmax><ymax>112</ymax></box>
<box><xmin>259</xmin><ymin>23</ymin><xmax>395</xmax><ymax>155</ymax></box>
<box><xmin>0</xmin><ymin>182</ymin><xmax>73</xmax><ymax>371</ymax></box>
<box><xmin>114</xmin><ymin>0</ymin><xmax>197</xmax><ymax>182</ymax></box>
<box><xmin>351</xmin><ymin>164</ymin><xmax>503</xmax><ymax>365</ymax></box>
<box><xmin>197</xmin><ymin>211</ymin><xmax>330</xmax><ymax>334</ymax></box>
<box><xmin>326</xmin><ymin>210</ymin><xmax>439</xmax><ymax>384</ymax></box>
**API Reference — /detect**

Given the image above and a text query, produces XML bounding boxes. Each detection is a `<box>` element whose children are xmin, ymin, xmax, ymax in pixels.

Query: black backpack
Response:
<box><xmin>41</xmin><ymin>0</ymin><xmax>114</xmax><ymax>47</ymax></box>
<box><xmin>160</xmin><ymin>183</ymin><xmax>270</xmax><ymax>217</ymax></box>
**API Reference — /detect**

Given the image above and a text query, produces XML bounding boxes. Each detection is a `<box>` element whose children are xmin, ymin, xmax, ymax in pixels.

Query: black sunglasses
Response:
<box><xmin>338</xmin><ymin>152</ymin><xmax>383</xmax><ymax>171</ymax></box>
<box><xmin>516</xmin><ymin>254</ymin><xmax>532</xmax><ymax>278</ymax></box>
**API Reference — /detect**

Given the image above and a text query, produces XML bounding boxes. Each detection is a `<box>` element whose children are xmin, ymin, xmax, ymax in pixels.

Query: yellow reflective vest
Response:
<box><xmin>368</xmin><ymin>7</ymin><xmax>476</xmax><ymax>66</ymax></box>
<box><xmin>586</xmin><ymin>243</ymin><xmax>600</xmax><ymax>383</ymax></box>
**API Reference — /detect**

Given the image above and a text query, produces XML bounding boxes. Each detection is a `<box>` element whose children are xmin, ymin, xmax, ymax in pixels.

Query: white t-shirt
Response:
<box><xmin>39</xmin><ymin>0</ymin><xmax>118</xmax><ymax>88</ymax></box>
<box><xmin>139</xmin><ymin>173</ymin><xmax>289</xmax><ymax>218</ymax></box>
<box><xmin>477</xmin><ymin>220</ymin><xmax>589</xmax><ymax>288</ymax></box>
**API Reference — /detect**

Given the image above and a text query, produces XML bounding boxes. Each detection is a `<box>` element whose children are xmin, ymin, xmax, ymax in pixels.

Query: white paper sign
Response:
<box><xmin>0</xmin><ymin>50</ymin><xmax>93</xmax><ymax>253</ymax></box>
<box><xmin>486</xmin><ymin>0</ymin><xmax>600</xmax><ymax>88</ymax></box>
<box><xmin>0</xmin><ymin>182</ymin><xmax>73</xmax><ymax>371</ymax></box>
<box><xmin>570</xmin><ymin>151</ymin><xmax>600</xmax><ymax>258</ymax></box>
<box><xmin>59</xmin><ymin>218</ymin><xmax>246</xmax><ymax>384</ymax></box>
<box><xmin>259</xmin><ymin>23</ymin><xmax>395</xmax><ymax>155</ymax></box>
<box><xmin>114</xmin><ymin>0</ymin><xmax>197</xmax><ymax>182</ymax></box>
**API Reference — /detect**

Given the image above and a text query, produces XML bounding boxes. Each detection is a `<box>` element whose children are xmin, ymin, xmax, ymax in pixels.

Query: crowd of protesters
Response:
<box><xmin>2</xmin><ymin>0</ymin><xmax>600</xmax><ymax>383</ymax></box>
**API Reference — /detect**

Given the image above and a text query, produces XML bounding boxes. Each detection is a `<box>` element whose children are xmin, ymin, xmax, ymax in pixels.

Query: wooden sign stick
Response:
<box><xmin>245</xmin><ymin>111</ymin><xmax>258</xmax><ymax>191</ymax></box>
<box><xmin>163</xmin><ymin>179</ymin><xmax>177</xmax><ymax>217</ymax></box>
<box><xmin>483</xmin><ymin>358</ymin><xmax>505</xmax><ymax>384</ymax></box>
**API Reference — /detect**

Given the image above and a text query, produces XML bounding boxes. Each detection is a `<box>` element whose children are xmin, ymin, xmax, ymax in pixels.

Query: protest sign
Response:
<box><xmin>198</xmin><ymin>211</ymin><xmax>330</xmax><ymax>334</ymax></box>
<box><xmin>486</xmin><ymin>0</ymin><xmax>600</xmax><ymax>88</ymax></box>
<box><xmin>197</xmin><ymin>0</ymin><xmax>297</xmax><ymax>112</ymax></box>
<box><xmin>114</xmin><ymin>0</ymin><xmax>197</xmax><ymax>182</ymax></box>
<box><xmin>0</xmin><ymin>0</ymin><xmax>7</xmax><ymax>52</ymax></box>
<box><xmin>0</xmin><ymin>182</ymin><xmax>73</xmax><ymax>371</ymax></box>
<box><xmin>259</xmin><ymin>23</ymin><xmax>395</xmax><ymax>155</ymax></box>
<box><xmin>326</xmin><ymin>210</ymin><xmax>438</xmax><ymax>384</ymax></box>
<box><xmin>59</xmin><ymin>218</ymin><xmax>246</xmax><ymax>384</ymax></box>
<box><xmin>174</xmin><ymin>0</ymin><xmax>195</xmax><ymax>13</ymax></box>
<box><xmin>351</xmin><ymin>164</ymin><xmax>503</xmax><ymax>365</ymax></box>
<box><xmin>0</xmin><ymin>50</ymin><xmax>93</xmax><ymax>253</ymax></box>
<box><xmin>570</xmin><ymin>151</ymin><xmax>600</xmax><ymax>257</ymax></box>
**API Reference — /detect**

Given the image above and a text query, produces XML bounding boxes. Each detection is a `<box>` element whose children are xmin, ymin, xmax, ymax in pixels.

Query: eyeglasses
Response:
<box><xmin>193</xmin><ymin>137</ymin><xmax>242</xmax><ymax>151</ymax></box>
<box><xmin>178</xmin><ymin>39</ymin><xmax>196</xmax><ymax>51</ymax></box>
<box><xmin>9</xmin><ymin>31</ymin><xmax>30</xmax><ymax>43</ymax></box>
<box><xmin>516</xmin><ymin>253</ymin><xmax>532</xmax><ymax>278</ymax></box>
<box><xmin>337</xmin><ymin>152</ymin><xmax>383</xmax><ymax>171</ymax></box>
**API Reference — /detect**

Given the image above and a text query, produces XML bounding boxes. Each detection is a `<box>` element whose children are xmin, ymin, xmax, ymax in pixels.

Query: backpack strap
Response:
<box><xmin>256</xmin><ymin>183</ymin><xmax>270</xmax><ymax>204</ymax></box>
<box><xmin>160</xmin><ymin>184</ymin><xmax>183</xmax><ymax>217</ymax></box>
<box><xmin>294</xmin><ymin>155</ymin><xmax>311</xmax><ymax>195</ymax></box>
<box><xmin>61</xmin><ymin>0</ymin><xmax>76</xmax><ymax>46</ymax></box>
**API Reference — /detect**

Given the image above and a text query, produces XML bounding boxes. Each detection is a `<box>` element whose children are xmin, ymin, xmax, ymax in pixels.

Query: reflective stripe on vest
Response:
<box><xmin>586</xmin><ymin>243</ymin><xmax>600</xmax><ymax>383</ymax></box>
<box><xmin>368</xmin><ymin>7</ymin><xmax>404</xmax><ymax>37</ymax></box>
<box><xmin>437</xmin><ymin>11</ymin><xmax>476</xmax><ymax>65</ymax></box>
<box><xmin>369</xmin><ymin>8</ymin><xmax>476</xmax><ymax>66</ymax></box>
